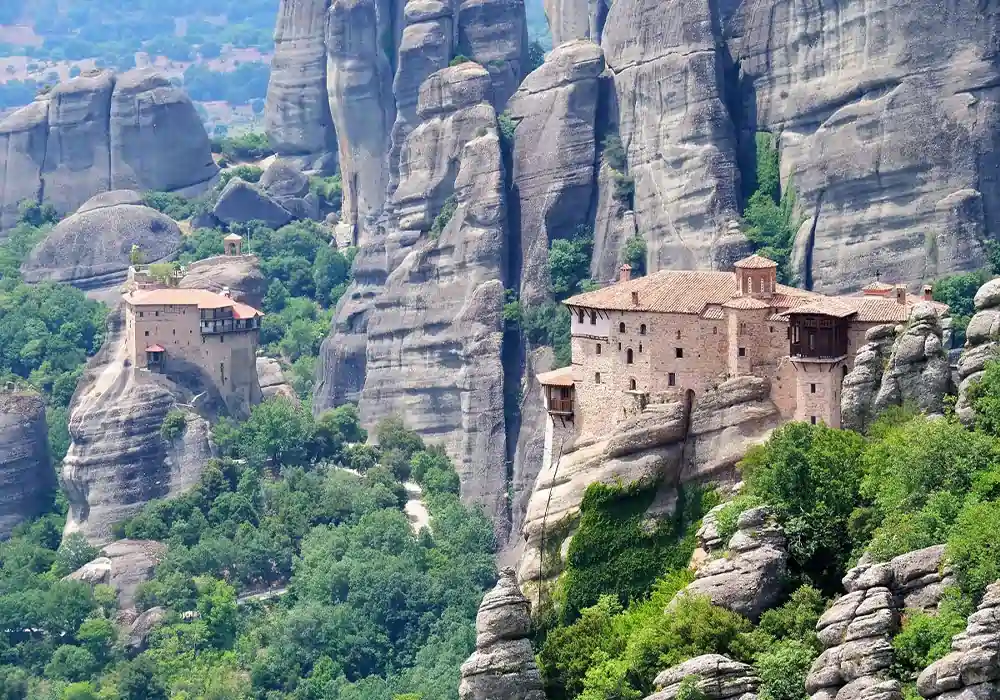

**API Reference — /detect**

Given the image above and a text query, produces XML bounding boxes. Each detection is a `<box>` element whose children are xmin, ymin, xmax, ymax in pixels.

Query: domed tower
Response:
<box><xmin>734</xmin><ymin>254</ymin><xmax>777</xmax><ymax>299</ymax></box>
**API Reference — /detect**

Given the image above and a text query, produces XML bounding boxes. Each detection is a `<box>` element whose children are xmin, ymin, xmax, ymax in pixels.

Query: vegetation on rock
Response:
<box><xmin>742</xmin><ymin>133</ymin><xmax>800</xmax><ymax>283</ymax></box>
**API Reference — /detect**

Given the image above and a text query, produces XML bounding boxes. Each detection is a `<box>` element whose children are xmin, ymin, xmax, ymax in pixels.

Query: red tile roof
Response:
<box><xmin>734</xmin><ymin>254</ymin><xmax>778</xmax><ymax>269</ymax></box>
<box><xmin>723</xmin><ymin>296</ymin><xmax>771</xmax><ymax>310</ymax></box>
<box><xmin>780</xmin><ymin>300</ymin><xmax>857</xmax><ymax>318</ymax></box>
<box><xmin>124</xmin><ymin>288</ymin><xmax>263</xmax><ymax>317</ymax></box>
<box><xmin>145</xmin><ymin>344</ymin><xmax>165</xmax><ymax>352</ymax></box>
<box><xmin>537</xmin><ymin>366</ymin><xmax>574</xmax><ymax>387</ymax></box>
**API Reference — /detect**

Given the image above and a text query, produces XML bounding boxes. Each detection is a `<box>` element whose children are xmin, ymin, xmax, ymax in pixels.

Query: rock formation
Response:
<box><xmin>213</xmin><ymin>177</ymin><xmax>294</xmax><ymax>229</ymax></box>
<box><xmin>518</xmin><ymin>376</ymin><xmax>783</xmax><ymax>590</ymax></box>
<box><xmin>873</xmin><ymin>303</ymin><xmax>951</xmax><ymax>417</ymax></box>
<box><xmin>544</xmin><ymin>0</ymin><xmax>607</xmax><ymax>47</ymax></box>
<box><xmin>0</xmin><ymin>389</ymin><xmax>54</xmax><ymax>540</ymax></box>
<box><xmin>0</xmin><ymin>69</ymin><xmax>216</xmax><ymax>231</ymax></box>
<box><xmin>677</xmin><ymin>506</ymin><xmax>788</xmax><ymax>621</ymax></box>
<box><xmin>459</xmin><ymin>567</ymin><xmax>546</xmax><ymax>700</ymax></box>
<box><xmin>506</xmin><ymin>40</ymin><xmax>605</xmax><ymax>306</ymax></box>
<box><xmin>126</xmin><ymin>606</ymin><xmax>167</xmax><ymax>653</ymax></box>
<box><xmin>456</xmin><ymin>0</ymin><xmax>528</xmax><ymax>110</ymax></box>
<box><xmin>265</xmin><ymin>0</ymin><xmax>339</xmax><ymax>172</ymax></box>
<box><xmin>22</xmin><ymin>192</ymin><xmax>182</xmax><ymax>290</ymax></box>
<box><xmin>66</xmin><ymin>539</ymin><xmax>167</xmax><ymax>611</ymax></box>
<box><xmin>956</xmin><ymin>279</ymin><xmax>1000</xmax><ymax>426</ymax></box>
<box><xmin>178</xmin><ymin>255</ymin><xmax>267</xmax><ymax>309</ymax></box>
<box><xmin>259</xmin><ymin>158</ymin><xmax>321</xmax><ymax>220</ymax></box>
<box><xmin>841</xmin><ymin>325</ymin><xmax>896</xmax><ymax>433</ymax></box>
<box><xmin>918</xmin><ymin>581</ymin><xmax>1000</xmax><ymax>700</ymax></box>
<box><xmin>258</xmin><ymin>357</ymin><xmax>298</xmax><ymax>401</ymax></box>
<box><xmin>645</xmin><ymin>654</ymin><xmax>760</xmax><ymax>700</ymax></box>
<box><xmin>360</xmin><ymin>63</ymin><xmax>510</xmax><ymax>531</ymax></box>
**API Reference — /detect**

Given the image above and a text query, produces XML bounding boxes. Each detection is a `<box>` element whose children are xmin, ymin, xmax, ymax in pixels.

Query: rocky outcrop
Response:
<box><xmin>459</xmin><ymin>568</ymin><xmax>545</xmax><ymax>700</ymax></box>
<box><xmin>0</xmin><ymin>69</ymin><xmax>216</xmax><ymax>232</ymax></box>
<box><xmin>956</xmin><ymin>279</ymin><xmax>1000</xmax><ymax>426</ymax></box>
<box><xmin>260</xmin><ymin>159</ymin><xmax>321</xmax><ymax>221</ymax></box>
<box><xmin>873</xmin><ymin>304</ymin><xmax>951</xmax><ymax>417</ymax></box>
<box><xmin>738</xmin><ymin>0</ymin><xmax>1000</xmax><ymax>293</ymax></box>
<box><xmin>646</xmin><ymin>655</ymin><xmax>760</xmax><ymax>700</ymax></box>
<box><xmin>889</xmin><ymin>544</ymin><xmax>955</xmax><ymax>612</ymax></box>
<box><xmin>265</xmin><ymin>0</ymin><xmax>338</xmax><ymax>172</ymax></box>
<box><xmin>178</xmin><ymin>255</ymin><xmax>267</xmax><ymax>309</ymax></box>
<box><xmin>360</xmin><ymin>63</ymin><xmax>510</xmax><ymax>533</ymax></box>
<box><xmin>601</xmin><ymin>0</ymin><xmax>740</xmax><ymax>272</ymax></box>
<box><xmin>506</xmin><ymin>40</ymin><xmax>605</xmax><ymax>306</ymax></box>
<box><xmin>126</xmin><ymin>606</ymin><xmax>167</xmax><ymax>653</ymax></box>
<box><xmin>213</xmin><ymin>178</ymin><xmax>294</xmax><ymax>229</ymax></box>
<box><xmin>66</xmin><ymin>539</ymin><xmax>167</xmax><ymax>610</ymax></box>
<box><xmin>0</xmin><ymin>390</ymin><xmax>54</xmax><ymax>540</ymax></box>
<box><xmin>841</xmin><ymin>325</ymin><xmax>896</xmax><ymax>433</ymax></box>
<box><xmin>326</xmin><ymin>0</ymin><xmax>395</xmax><ymax>244</ymax></box>
<box><xmin>676</xmin><ymin>506</ymin><xmax>788</xmax><ymax>621</ymax></box>
<box><xmin>544</xmin><ymin>0</ymin><xmax>607</xmax><ymax>47</ymax></box>
<box><xmin>918</xmin><ymin>581</ymin><xmax>1000</xmax><ymax>700</ymax></box>
<box><xmin>456</xmin><ymin>0</ymin><xmax>528</xmax><ymax>111</ymax></box>
<box><xmin>518</xmin><ymin>376</ymin><xmax>782</xmax><ymax>589</ymax></box>
<box><xmin>22</xmin><ymin>193</ymin><xmax>183</xmax><ymax>290</ymax></box>
<box><xmin>257</xmin><ymin>357</ymin><xmax>298</xmax><ymax>401</ymax></box>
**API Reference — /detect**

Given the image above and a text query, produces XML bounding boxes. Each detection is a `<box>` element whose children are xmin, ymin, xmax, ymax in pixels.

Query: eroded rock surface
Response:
<box><xmin>66</xmin><ymin>539</ymin><xmax>167</xmax><ymax>610</ymax></box>
<box><xmin>22</xmin><ymin>195</ymin><xmax>183</xmax><ymax>290</ymax></box>
<box><xmin>841</xmin><ymin>325</ymin><xmax>896</xmax><ymax>433</ymax></box>
<box><xmin>213</xmin><ymin>177</ymin><xmax>294</xmax><ymax>229</ymax></box>
<box><xmin>179</xmin><ymin>255</ymin><xmax>267</xmax><ymax>309</ymax></box>
<box><xmin>456</xmin><ymin>0</ymin><xmax>528</xmax><ymax>110</ymax></box>
<box><xmin>545</xmin><ymin>0</ymin><xmax>607</xmax><ymax>47</ymax></box>
<box><xmin>956</xmin><ymin>279</ymin><xmax>1000</xmax><ymax>426</ymax></box>
<box><xmin>677</xmin><ymin>506</ymin><xmax>788</xmax><ymax>620</ymax></box>
<box><xmin>258</xmin><ymin>357</ymin><xmax>298</xmax><ymax>401</ymax></box>
<box><xmin>507</xmin><ymin>40</ymin><xmax>605</xmax><ymax>306</ymax></box>
<box><xmin>873</xmin><ymin>304</ymin><xmax>951</xmax><ymax>416</ymax></box>
<box><xmin>646</xmin><ymin>654</ymin><xmax>760</xmax><ymax>700</ymax></box>
<box><xmin>0</xmin><ymin>69</ymin><xmax>216</xmax><ymax>231</ymax></box>
<box><xmin>459</xmin><ymin>568</ymin><xmax>545</xmax><ymax>700</ymax></box>
<box><xmin>0</xmin><ymin>390</ymin><xmax>54</xmax><ymax>540</ymax></box>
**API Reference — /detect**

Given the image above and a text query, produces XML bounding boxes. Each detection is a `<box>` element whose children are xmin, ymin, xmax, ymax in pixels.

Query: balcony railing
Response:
<box><xmin>548</xmin><ymin>398</ymin><xmax>574</xmax><ymax>415</ymax></box>
<box><xmin>201</xmin><ymin>319</ymin><xmax>259</xmax><ymax>334</ymax></box>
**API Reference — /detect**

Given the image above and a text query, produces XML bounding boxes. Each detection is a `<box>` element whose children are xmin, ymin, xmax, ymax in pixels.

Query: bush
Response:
<box><xmin>211</xmin><ymin>132</ymin><xmax>273</xmax><ymax>162</ymax></box>
<box><xmin>449</xmin><ymin>54</ymin><xmax>474</xmax><ymax>66</ymax></box>
<box><xmin>430</xmin><ymin>195</ymin><xmax>458</xmax><ymax>238</ymax></box>
<box><xmin>612</xmin><ymin>172</ymin><xmax>635</xmax><ymax>203</ymax></box>
<box><xmin>522</xmin><ymin>302</ymin><xmax>572</xmax><ymax>366</ymax></box>
<box><xmin>893</xmin><ymin>589</ymin><xmax>971</xmax><ymax>677</ymax></box>
<box><xmin>753</xmin><ymin>640</ymin><xmax>816</xmax><ymax>700</ymax></box>
<box><xmin>549</xmin><ymin>227</ymin><xmax>594</xmax><ymax>300</ymax></box>
<box><xmin>161</xmin><ymin>410</ymin><xmax>188</xmax><ymax>441</ymax></box>
<box><xmin>946</xmin><ymin>500</ymin><xmax>1000</xmax><ymax>599</ymax></box>
<box><xmin>623</xmin><ymin>234</ymin><xmax>647</xmax><ymax>277</ymax></box>
<box><xmin>602</xmin><ymin>135</ymin><xmax>626</xmax><ymax>172</ymax></box>
<box><xmin>742</xmin><ymin>133</ymin><xmax>800</xmax><ymax>283</ymax></box>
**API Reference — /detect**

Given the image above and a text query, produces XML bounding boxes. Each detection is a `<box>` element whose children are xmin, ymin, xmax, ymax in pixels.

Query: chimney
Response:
<box><xmin>923</xmin><ymin>284</ymin><xmax>934</xmax><ymax>302</ymax></box>
<box><xmin>895</xmin><ymin>285</ymin><xmax>906</xmax><ymax>305</ymax></box>
<box><xmin>620</xmin><ymin>264</ymin><xmax>632</xmax><ymax>283</ymax></box>
<box><xmin>631</xmin><ymin>291</ymin><xmax>639</xmax><ymax>306</ymax></box>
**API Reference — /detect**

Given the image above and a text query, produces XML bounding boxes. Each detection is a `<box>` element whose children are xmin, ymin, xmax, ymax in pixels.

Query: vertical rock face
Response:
<box><xmin>841</xmin><ymin>325</ymin><xmax>896</xmax><ymax>433</ymax></box>
<box><xmin>506</xmin><ymin>40</ymin><xmax>605</xmax><ymax>306</ymax></box>
<box><xmin>361</xmin><ymin>63</ymin><xmax>510</xmax><ymax>530</ymax></box>
<box><xmin>738</xmin><ymin>0</ymin><xmax>1000</xmax><ymax>293</ymax></box>
<box><xmin>956</xmin><ymin>279</ymin><xmax>1000</xmax><ymax>426</ymax></box>
<box><xmin>266</xmin><ymin>0</ymin><xmax>339</xmax><ymax>172</ymax></box>
<box><xmin>459</xmin><ymin>568</ymin><xmax>545</xmax><ymax>700</ymax></box>
<box><xmin>326</xmin><ymin>0</ymin><xmax>396</xmax><ymax>243</ymax></box>
<box><xmin>0</xmin><ymin>390</ymin><xmax>54</xmax><ymax>540</ymax></box>
<box><xmin>918</xmin><ymin>581</ymin><xmax>1000</xmax><ymax>700</ymax></box>
<box><xmin>873</xmin><ymin>304</ymin><xmax>951</xmax><ymax>417</ymax></box>
<box><xmin>544</xmin><ymin>0</ymin><xmax>607</xmax><ymax>47</ymax></box>
<box><xmin>601</xmin><ymin>0</ymin><xmax>740</xmax><ymax>272</ymax></box>
<box><xmin>456</xmin><ymin>0</ymin><xmax>528</xmax><ymax>109</ymax></box>
<box><xmin>0</xmin><ymin>69</ymin><xmax>216</xmax><ymax>234</ymax></box>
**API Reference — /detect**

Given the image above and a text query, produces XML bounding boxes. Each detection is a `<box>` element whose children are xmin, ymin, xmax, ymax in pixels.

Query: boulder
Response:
<box><xmin>212</xmin><ymin>177</ymin><xmax>294</xmax><ymax>229</ymax></box>
<box><xmin>178</xmin><ymin>255</ymin><xmax>267</xmax><ymax>309</ymax></box>
<box><xmin>459</xmin><ymin>568</ymin><xmax>545</xmax><ymax>700</ymax></box>
<box><xmin>873</xmin><ymin>304</ymin><xmax>951</xmax><ymax>416</ymax></box>
<box><xmin>22</xmin><ymin>198</ymin><xmax>183</xmax><ymax>290</ymax></box>
<box><xmin>956</xmin><ymin>279</ymin><xmax>1000</xmax><ymax>426</ymax></box>
<box><xmin>647</xmin><ymin>655</ymin><xmax>760</xmax><ymax>700</ymax></box>
<box><xmin>0</xmin><ymin>390</ymin><xmax>54</xmax><ymax>540</ymax></box>
<box><xmin>676</xmin><ymin>506</ymin><xmax>788</xmax><ymax>620</ymax></box>
<box><xmin>260</xmin><ymin>158</ymin><xmax>311</xmax><ymax>199</ymax></box>
<box><xmin>126</xmin><ymin>606</ymin><xmax>167</xmax><ymax>653</ymax></box>
<box><xmin>841</xmin><ymin>325</ymin><xmax>896</xmax><ymax>433</ymax></box>
<box><xmin>76</xmin><ymin>189</ymin><xmax>144</xmax><ymax>213</ymax></box>
<box><xmin>66</xmin><ymin>539</ymin><xmax>167</xmax><ymax>610</ymax></box>
<box><xmin>257</xmin><ymin>357</ymin><xmax>298</xmax><ymax>401</ymax></box>
<box><xmin>264</xmin><ymin>0</ymin><xmax>338</xmax><ymax>171</ymax></box>
<box><xmin>506</xmin><ymin>40</ymin><xmax>605</xmax><ymax>306</ymax></box>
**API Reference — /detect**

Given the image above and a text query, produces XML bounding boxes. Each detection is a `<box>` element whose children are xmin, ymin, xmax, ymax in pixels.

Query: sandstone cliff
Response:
<box><xmin>645</xmin><ymin>655</ymin><xmax>760</xmax><ymax>700</ymax></box>
<box><xmin>0</xmin><ymin>390</ymin><xmax>54</xmax><ymax>540</ymax></box>
<box><xmin>956</xmin><ymin>279</ymin><xmax>1000</xmax><ymax>426</ymax></box>
<box><xmin>841</xmin><ymin>325</ymin><xmax>896</xmax><ymax>433</ymax></box>
<box><xmin>0</xmin><ymin>69</ymin><xmax>217</xmax><ymax>232</ymax></box>
<box><xmin>872</xmin><ymin>303</ymin><xmax>951</xmax><ymax>417</ymax></box>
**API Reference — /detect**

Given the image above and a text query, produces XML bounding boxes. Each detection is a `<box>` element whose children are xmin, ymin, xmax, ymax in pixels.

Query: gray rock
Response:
<box><xmin>456</xmin><ymin>0</ymin><xmax>528</xmax><ymax>110</ymax></box>
<box><xmin>0</xmin><ymin>390</ymin><xmax>54</xmax><ymax>540</ymax></box>
<box><xmin>127</xmin><ymin>606</ymin><xmax>167</xmax><ymax>653</ymax></box>
<box><xmin>649</xmin><ymin>654</ymin><xmax>760</xmax><ymax>700</ymax></box>
<box><xmin>0</xmin><ymin>100</ymin><xmax>48</xmax><ymax>230</ymax></box>
<box><xmin>66</xmin><ymin>539</ymin><xmax>167</xmax><ymax>610</ymax></box>
<box><xmin>545</xmin><ymin>0</ymin><xmax>607</xmax><ymax>46</ymax></box>
<box><xmin>213</xmin><ymin>178</ymin><xmax>293</xmax><ymax>229</ymax></box>
<box><xmin>459</xmin><ymin>568</ymin><xmax>545</xmax><ymax>700</ymax></box>
<box><xmin>506</xmin><ymin>40</ymin><xmax>605</xmax><ymax>306</ymax></box>
<box><xmin>257</xmin><ymin>357</ymin><xmax>298</xmax><ymax>401</ymax></box>
<box><xmin>841</xmin><ymin>326</ymin><xmax>896</xmax><ymax>432</ymax></box>
<box><xmin>265</xmin><ymin>0</ymin><xmax>338</xmax><ymax>171</ymax></box>
<box><xmin>975</xmin><ymin>281</ymin><xmax>1000</xmax><ymax>312</ymax></box>
<box><xmin>179</xmin><ymin>255</ymin><xmax>267</xmax><ymax>309</ymax></box>
<box><xmin>957</xmin><ymin>279</ymin><xmax>1000</xmax><ymax>425</ymax></box>
<box><xmin>76</xmin><ymin>189</ymin><xmax>144</xmax><ymax>213</ymax></box>
<box><xmin>260</xmin><ymin>158</ymin><xmax>311</xmax><ymax>199</ymax></box>
<box><xmin>22</xmin><ymin>200</ymin><xmax>182</xmax><ymax>290</ymax></box>
<box><xmin>873</xmin><ymin>305</ymin><xmax>951</xmax><ymax>417</ymax></box>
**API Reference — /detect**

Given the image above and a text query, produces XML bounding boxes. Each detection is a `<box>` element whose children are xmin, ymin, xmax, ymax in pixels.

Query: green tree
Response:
<box><xmin>117</xmin><ymin>656</ymin><xmax>168</xmax><ymax>700</ymax></box>
<box><xmin>43</xmin><ymin>645</ymin><xmax>98</xmax><ymax>682</ymax></box>
<box><xmin>623</xmin><ymin>234</ymin><xmax>647</xmax><ymax>277</ymax></box>
<box><xmin>549</xmin><ymin>228</ymin><xmax>594</xmax><ymax>300</ymax></box>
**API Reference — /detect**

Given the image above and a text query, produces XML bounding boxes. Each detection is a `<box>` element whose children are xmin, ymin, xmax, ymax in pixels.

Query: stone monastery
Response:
<box><xmin>537</xmin><ymin>253</ymin><xmax>949</xmax><ymax>446</ymax></box>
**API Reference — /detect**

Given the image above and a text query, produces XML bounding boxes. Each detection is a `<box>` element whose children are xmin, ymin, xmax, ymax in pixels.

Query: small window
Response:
<box><xmin>675</xmin><ymin>348</ymin><xmax>683</xmax><ymax>359</ymax></box>
<box><xmin>810</xmin><ymin>416</ymin><xmax>817</xmax><ymax>425</ymax></box>
<box><xmin>144</xmin><ymin>330</ymin><xmax>149</xmax><ymax>336</ymax></box>
<box><xmin>713</xmin><ymin>327</ymin><xmax>718</xmax><ymax>335</ymax></box>
<box><xmin>594</xmin><ymin>372</ymin><xmax>601</xmax><ymax>384</ymax></box>
<box><xmin>769</xmin><ymin>326</ymin><xmax>774</xmax><ymax>333</ymax></box>
<box><xmin>810</xmin><ymin>383</ymin><xmax>816</xmax><ymax>394</ymax></box>
<box><xmin>172</xmin><ymin>329</ymin><xmax>176</xmax><ymax>335</ymax></box>
<box><xmin>738</xmin><ymin>347</ymin><xmax>746</xmax><ymax>357</ymax></box>
<box><xmin>626</xmin><ymin>349</ymin><xmax>634</xmax><ymax>364</ymax></box>
<box><xmin>629</xmin><ymin>378</ymin><xmax>637</xmax><ymax>391</ymax></box>
<box><xmin>590</xmin><ymin>311</ymin><xmax>597</xmax><ymax>325</ymax></box>
<box><xmin>619</xmin><ymin>322</ymin><xmax>626</xmax><ymax>333</ymax></box>
<box><xmin>618</xmin><ymin>342</ymin><xmax>622</xmax><ymax>351</ymax></box>
<box><xmin>577</xmin><ymin>309</ymin><xmax>584</xmax><ymax>323</ymax></box>
<box><xmin>638</xmin><ymin>343</ymin><xmax>642</xmax><ymax>353</ymax></box>
<box><xmin>596</xmin><ymin>343</ymin><xmax>602</xmax><ymax>355</ymax></box>
<box><xmin>220</xmin><ymin>335</ymin><xmax>225</xmax><ymax>343</ymax></box>
<box><xmin>640</xmin><ymin>324</ymin><xmax>647</xmax><ymax>335</ymax></box>
<box><xmin>676</xmin><ymin>329</ymin><xmax>681</xmax><ymax>340</ymax></box>
<box><xmin>668</xmin><ymin>372</ymin><xmax>676</xmax><ymax>386</ymax></box>
<box><xmin>138</xmin><ymin>312</ymin><xmax>144</xmax><ymax>318</ymax></box>
<box><xmin>220</xmin><ymin>362</ymin><xmax>225</xmax><ymax>383</ymax></box>
<box><xmin>155</xmin><ymin>311</ymin><xmax>159</xmax><ymax>317</ymax></box>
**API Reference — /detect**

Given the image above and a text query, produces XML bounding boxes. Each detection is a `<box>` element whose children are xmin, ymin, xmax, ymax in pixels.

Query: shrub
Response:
<box><xmin>549</xmin><ymin>227</ymin><xmax>594</xmax><ymax>300</ymax></box>
<box><xmin>623</xmin><ymin>234</ymin><xmax>647</xmax><ymax>277</ymax></box>
<box><xmin>602</xmin><ymin>135</ymin><xmax>626</xmax><ymax>171</ymax></box>
<box><xmin>449</xmin><ymin>54</ymin><xmax>474</xmax><ymax>66</ymax></box>
<box><xmin>893</xmin><ymin>588</ymin><xmax>971</xmax><ymax>676</ymax></box>
<box><xmin>612</xmin><ymin>172</ymin><xmax>634</xmax><ymax>203</ymax></box>
<box><xmin>430</xmin><ymin>195</ymin><xmax>458</xmax><ymax>238</ymax></box>
<box><xmin>946</xmin><ymin>500</ymin><xmax>1000</xmax><ymax>599</ymax></box>
<box><xmin>753</xmin><ymin>640</ymin><xmax>817</xmax><ymax>700</ymax></box>
<box><xmin>161</xmin><ymin>410</ymin><xmax>188</xmax><ymax>441</ymax></box>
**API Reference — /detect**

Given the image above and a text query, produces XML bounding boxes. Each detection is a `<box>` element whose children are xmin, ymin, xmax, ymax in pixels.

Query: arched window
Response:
<box><xmin>626</xmin><ymin>348</ymin><xmax>634</xmax><ymax>364</ymax></box>
<box><xmin>619</xmin><ymin>322</ymin><xmax>626</xmax><ymax>333</ymax></box>
<box><xmin>629</xmin><ymin>378</ymin><xmax>637</xmax><ymax>390</ymax></box>
<box><xmin>640</xmin><ymin>324</ymin><xmax>647</xmax><ymax>335</ymax></box>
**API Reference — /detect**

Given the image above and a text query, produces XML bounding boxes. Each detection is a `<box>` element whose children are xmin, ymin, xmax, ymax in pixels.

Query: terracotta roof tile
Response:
<box><xmin>862</xmin><ymin>281</ymin><xmax>895</xmax><ymax>293</ymax></box>
<box><xmin>124</xmin><ymin>288</ymin><xmax>263</xmax><ymax>317</ymax></box>
<box><xmin>537</xmin><ymin>366</ymin><xmax>574</xmax><ymax>387</ymax></box>
<box><xmin>723</xmin><ymin>296</ymin><xmax>770</xmax><ymax>310</ymax></box>
<box><xmin>780</xmin><ymin>299</ymin><xmax>857</xmax><ymax>318</ymax></box>
<box><xmin>734</xmin><ymin>254</ymin><xmax>778</xmax><ymax>269</ymax></box>
<box><xmin>145</xmin><ymin>344</ymin><xmax>165</xmax><ymax>352</ymax></box>
<box><xmin>701</xmin><ymin>306</ymin><xmax>725</xmax><ymax>319</ymax></box>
